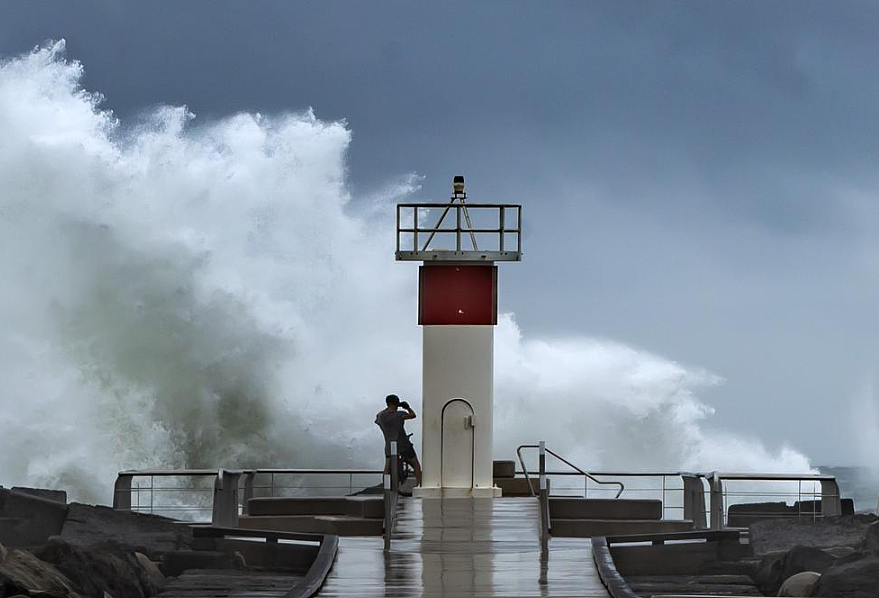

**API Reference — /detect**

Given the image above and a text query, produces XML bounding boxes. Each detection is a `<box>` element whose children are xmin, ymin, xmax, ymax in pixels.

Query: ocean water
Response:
<box><xmin>819</xmin><ymin>466</ymin><xmax>879</xmax><ymax>513</ymax></box>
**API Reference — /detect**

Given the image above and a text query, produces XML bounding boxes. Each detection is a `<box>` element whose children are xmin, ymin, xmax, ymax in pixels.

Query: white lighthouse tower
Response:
<box><xmin>396</xmin><ymin>177</ymin><xmax>522</xmax><ymax>498</ymax></box>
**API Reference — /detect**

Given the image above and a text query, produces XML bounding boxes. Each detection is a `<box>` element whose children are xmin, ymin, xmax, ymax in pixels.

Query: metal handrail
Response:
<box><xmin>516</xmin><ymin>444</ymin><xmax>625</xmax><ymax>499</ymax></box>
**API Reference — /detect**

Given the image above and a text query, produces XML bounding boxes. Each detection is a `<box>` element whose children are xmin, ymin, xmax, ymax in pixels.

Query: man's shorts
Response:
<box><xmin>399</xmin><ymin>444</ymin><xmax>417</xmax><ymax>462</ymax></box>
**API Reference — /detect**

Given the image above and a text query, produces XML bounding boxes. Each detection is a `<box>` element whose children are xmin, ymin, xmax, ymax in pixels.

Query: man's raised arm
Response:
<box><xmin>400</xmin><ymin>401</ymin><xmax>417</xmax><ymax>420</ymax></box>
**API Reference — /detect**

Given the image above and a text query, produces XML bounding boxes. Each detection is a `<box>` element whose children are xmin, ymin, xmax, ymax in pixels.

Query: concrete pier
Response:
<box><xmin>317</xmin><ymin>497</ymin><xmax>609</xmax><ymax>598</ymax></box>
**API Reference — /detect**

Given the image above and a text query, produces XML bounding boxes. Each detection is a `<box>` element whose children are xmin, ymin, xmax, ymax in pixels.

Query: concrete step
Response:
<box><xmin>238</xmin><ymin>514</ymin><xmax>383</xmax><ymax>536</ymax></box>
<box><xmin>549</xmin><ymin>498</ymin><xmax>662</xmax><ymax>520</ymax></box>
<box><xmin>247</xmin><ymin>496</ymin><xmax>383</xmax><ymax>518</ymax></box>
<box><xmin>494</xmin><ymin>477</ymin><xmax>544</xmax><ymax>497</ymax></box>
<box><xmin>551</xmin><ymin>518</ymin><xmax>694</xmax><ymax>537</ymax></box>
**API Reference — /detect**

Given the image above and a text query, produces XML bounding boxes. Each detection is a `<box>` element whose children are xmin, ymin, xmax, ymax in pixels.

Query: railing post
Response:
<box><xmin>212</xmin><ymin>469</ymin><xmax>241</xmax><ymax>527</ymax></box>
<box><xmin>539</xmin><ymin>440</ymin><xmax>549</xmax><ymax>552</ymax></box>
<box><xmin>682</xmin><ymin>474</ymin><xmax>707</xmax><ymax>529</ymax></box>
<box><xmin>821</xmin><ymin>479</ymin><xmax>842</xmax><ymax>517</ymax></box>
<box><xmin>413</xmin><ymin>206</ymin><xmax>419</xmax><ymax>252</ymax></box>
<box><xmin>456</xmin><ymin>204</ymin><xmax>462</xmax><ymax>251</ymax></box>
<box><xmin>113</xmin><ymin>474</ymin><xmax>132</xmax><ymax>511</ymax></box>
<box><xmin>499</xmin><ymin>206</ymin><xmax>505</xmax><ymax>252</ymax></box>
<box><xmin>384</xmin><ymin>441</ymin><xmax>398</xmax><ymax>552</ymax></box>
<box><xmin>708</xmin><ymin>473</ymin><xmax>724</xmax><ymax>530</ymax></box>
<box><xmin>241</xmin><ymin>471</ymin><xmax>255</xmax><ymax>515</ymax></box>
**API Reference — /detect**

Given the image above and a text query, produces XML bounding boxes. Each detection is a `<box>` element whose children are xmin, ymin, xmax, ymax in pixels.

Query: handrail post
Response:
<box><xmin>212</xmin><ymin>469</ymin><xmax>242</xmax><ymax>527</ymax></box>
<box><xmin>682</xmin><ymin>474</ymin><xmax>707</xmax><ymax>529</ymax></box>
<box><xmin>821</xmin><ymin>479</ymin><xmax>842</xmax><ymax>517</ymax></box>
<box><xmin>384</xmin><ymin>441</ymin><xmax>398</xmax><ymax>552</ymax></box>
<box><xmin>708</xmin><ymin>473</ymin><xmax>724</xmax><ymax>530</ymax></box>
<box><xmin>113</xmin><ymin>474</ymin><xmax>133</xmax><ymax>511</ymax></box>
<box><xmin>241</xmin><ymin>471</ymin><xmax>255</xmax><ymax>515</ymax></box>
<box><xmin>539</xmin><ymin>441</ymin><xmax>549</xmax><ymax>552</ymax></box>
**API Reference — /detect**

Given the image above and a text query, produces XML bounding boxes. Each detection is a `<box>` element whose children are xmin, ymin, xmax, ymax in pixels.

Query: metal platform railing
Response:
<box><xmin>706</xmin><ymin>471</ymin><xmax>842</xmax><ymax>529</ymax></box>
<box><xmin>113</xmin><ymin>468</ymin><xmax>383</xmax><ymax>524</ymax></box>
<box><xmin>511</xmin><ymin>442</ymin><xmax>843</xmax><ymax>532</ymax></box>
<box><xmin>112</xmin><ymin>465</ymin><xmax>843</xmax><ymax>533</ymax></box>
<box><xmin>396</xmin><ymin>202</ymin><xmax>522</xmax><ymax>262</ymax></box>
<box><xmin>517</xmin><ymin>444</ymin><xmax>625</xmax><ymax>499</ymax></box>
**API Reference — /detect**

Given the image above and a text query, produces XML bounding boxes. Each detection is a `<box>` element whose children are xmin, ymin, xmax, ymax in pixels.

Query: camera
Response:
<box><xmin>400</xmin><ymin>401</ymin><xmax>410</xmax><ymax>409</ymax></box>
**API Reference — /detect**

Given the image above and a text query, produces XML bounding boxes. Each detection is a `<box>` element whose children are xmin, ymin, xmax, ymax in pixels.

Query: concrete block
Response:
<box><xmin>611</xmin><ymin>539</ymin><xmax>748</xmax><ymax>576</ymax></box>
<box><xmin>551</xmin><ymin>518</ymin><xmax>694</xmax><ymax>538</ymax></box>
<box><xmin>492</xmin><ymin>461</ymin><xmax>516</xmax><ymax>479</ymax></box>
<box><xmin>246</xmin><ymin>497</ymin><xmax>349</xmax><ymax>516</ymax></box>
<box><xmin>214</xmin><ymin>538</ymin><xmax>318</xmax><ymax>573</ymax></box>
<box><xmin>550</xmin><ymin>498</ymin><xmax>662</xmax><ymax>520</ymax></box>
<box><xmin>10</xmin><ymin>488</ymin><xmax>67</xmax><ymax>504</ymax></box>
<box><xmin>0</xmin><ymin>489</ymin><xmax>68</xmax><ymax>547</ymax></box>
<box><xmin>238</xmin><ymin>514</ymin><xmax>383</xmax><ymax>536</ymax></box>
<box><xmin>344</xmin><ymin>496</ymin><xmax>384</xmax><ymax>519</ymax></box>
<box><xmin>494</xmin><ymin>477</ymin><xmax>545</xmax><ymax>497</ymax></box>
<box><xmin>160</xmin><ymin>550</ymin><xmax>244</xmax><ymax>577</ymax></box>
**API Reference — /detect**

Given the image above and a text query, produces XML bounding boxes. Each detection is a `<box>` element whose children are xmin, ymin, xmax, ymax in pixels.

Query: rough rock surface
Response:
<box><xmin>133</xmin><ymin>552</ymin><xmax>165</xmax><ymax>596</ymax></box>
<box><xmin>0</xmin><ymin>548</ymin><xmax>81</xmax><ymax>598</ymax></box>
<box><xmin>750</xmin><ymin>515</ymin><xmax>879</xmax><ymax>555</ymax></box>
<box><xmin>861</xmin><ymin>520</ymin><xmax>879</xmax><ymax>553</ymax></box>
<box><xmin>60</xmin><ymin>504</ymin><xmax>194</xmax><ymax>557</ymax></box>
<box><xmin>782</xmin><ymin>545</ymin><xmax>835</xmax><ymax>578</ymax></box>
<box><xmin>36</xmin><ymin>538</ymin><xmax>148</xmax><ymax>598</ymax></box>
<box><xmin>756</xmin><ymin>545</ymin><xmax>849</xmax><ymax>594</ymax></box>
<box><xmin>778</xmin><ymin>571</ymin><xmax>820</xmax><ymax>597</ymax></box>
<box><xmin>814</xmin><ymin>556</ymin><xmax>879</xmax><ymax>598</ymax></box>
<box><xmin>756</xmin><ymin>551</ymin><xmax>788</xmax><ymax>594</ymax></box>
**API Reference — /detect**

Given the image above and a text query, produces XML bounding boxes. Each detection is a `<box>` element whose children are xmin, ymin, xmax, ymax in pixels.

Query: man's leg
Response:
<box><xmin>409</xmin><ymin>456</ymin><xmax>422</xmax><ymax>487</ymax></box>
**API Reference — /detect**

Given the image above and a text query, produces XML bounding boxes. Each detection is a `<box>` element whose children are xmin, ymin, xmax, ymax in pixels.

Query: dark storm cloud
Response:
<box><xmin>3</xmin><ymin>1</ymin><xmax>879</xmax><ymax>462</ymax></box>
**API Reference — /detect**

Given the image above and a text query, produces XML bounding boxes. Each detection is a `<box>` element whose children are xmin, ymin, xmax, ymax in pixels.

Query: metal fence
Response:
<box><xmin>113</xmin><ymin>468</ymin><xmax>383</xmax><ymax>523</ymax></box>
<box><xmin>513</xmin><ymin>442</ymin><xmax>842</xmax><ymax>531</ymax></box>
<box><xmin>113</xmin><ymin>464</ymin><xmax>841</xmax><ymax>532</ymax></box>
<box><xmin>396</xmin><ymin>202</ymin><xmax>522</xmax><ymax>262</ymax></box>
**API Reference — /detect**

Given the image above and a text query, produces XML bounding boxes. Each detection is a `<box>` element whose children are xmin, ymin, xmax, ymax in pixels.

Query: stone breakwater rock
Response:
<box><xmin>36</xmin><ymin>538</ymin><xmax>163</xmax><ymax>598</ymax></box>
<box><xmin>750</xmin><ymin>515</ymin><xmax>879</xmax><ymax>555</ymax></box>
<box><xmin>778</xmin><ymin>571</ymin><xmax>821</xmax><ymax>597</ymax></box>
<box><xmin>60</xmin><ymin>504</ymin><xmax>194</xmax><ymax>557</ymax></box>
<box><xmin>133</xmin><ymin>553</ymin><xmax>165</xmax><ymax>596</ymax></box>
<box><xmin>0</xmin><ymin>548</ymin><xmax>81</xmax><ymax>598</ymax></box>
<box><xmin>862</xmin><ymin>520</ymin><xmax>879</xmax><ymax>553</ymax></box>
<box><xmin>814</xmin><ymin>556</ymin><xmax>879</xmax><ymax>598</ymax></box>
<box><xmin>757</xmin><ymin>545</ymin><xmax>855</xmax><ymax>595</ymax></box>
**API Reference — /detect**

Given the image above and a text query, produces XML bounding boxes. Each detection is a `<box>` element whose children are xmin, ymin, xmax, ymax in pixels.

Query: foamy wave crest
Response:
<box><xmin>0</xmin><ymin>42</ymin><xmax>810</xmax><ymax>503</ymax></box>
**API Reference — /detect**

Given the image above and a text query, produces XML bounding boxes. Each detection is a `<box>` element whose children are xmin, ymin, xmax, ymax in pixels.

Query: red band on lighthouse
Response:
<box><xmin>418</xmin><ymin>264</ymin><xmax>498</xmax><ymax>325</ymax></box>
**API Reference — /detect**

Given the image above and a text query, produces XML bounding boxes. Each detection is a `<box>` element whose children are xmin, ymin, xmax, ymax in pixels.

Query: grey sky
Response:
<box><xmin>2</xmin><ymin>1</ymin><xmax>878</xmax><ymax>464</ymax></box>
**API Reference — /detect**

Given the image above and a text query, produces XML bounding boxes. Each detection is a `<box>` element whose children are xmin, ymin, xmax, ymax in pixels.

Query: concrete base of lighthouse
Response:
<box><xmin>417</xmin><ymin>325</ymin><xmax>497</xmax><ymax>496</ymax></box>
<box><xmin>413</xmin><ymin>486</ymin><xmax>502</xmax><ymax>498</ymax></box>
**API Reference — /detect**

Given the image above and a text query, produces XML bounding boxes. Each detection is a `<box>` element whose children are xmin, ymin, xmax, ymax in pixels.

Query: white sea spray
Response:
<box><xmin>0</xmin><ymin>42</ymin><xmax>812</xmax><ymax>504</ymax></box>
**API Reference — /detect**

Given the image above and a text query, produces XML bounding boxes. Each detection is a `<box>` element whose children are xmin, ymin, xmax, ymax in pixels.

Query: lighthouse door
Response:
<box><xmin>441</xmin><ymin>399</ymin><xmax>475</xmax><ymax>488</ymax></box>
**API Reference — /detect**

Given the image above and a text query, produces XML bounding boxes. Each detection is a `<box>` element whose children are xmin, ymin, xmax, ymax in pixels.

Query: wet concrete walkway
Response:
<box><xmin>318</xmin><ymin>497</ymin><xmax>610</xmax><ymax>598</ymax></box>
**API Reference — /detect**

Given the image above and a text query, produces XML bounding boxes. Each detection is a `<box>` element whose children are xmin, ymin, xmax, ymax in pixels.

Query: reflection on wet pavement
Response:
<box><xmin>318</xmin><ymin>497</ymin><xmax>610</xmax><ymax>598</ymax></box>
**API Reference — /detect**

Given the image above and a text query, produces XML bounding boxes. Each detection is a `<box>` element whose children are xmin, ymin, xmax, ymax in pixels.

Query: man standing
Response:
<box><xmin>375</xmin><ymin>394</ymin><xmax>422</xmax><ymax>487</ymax></box>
